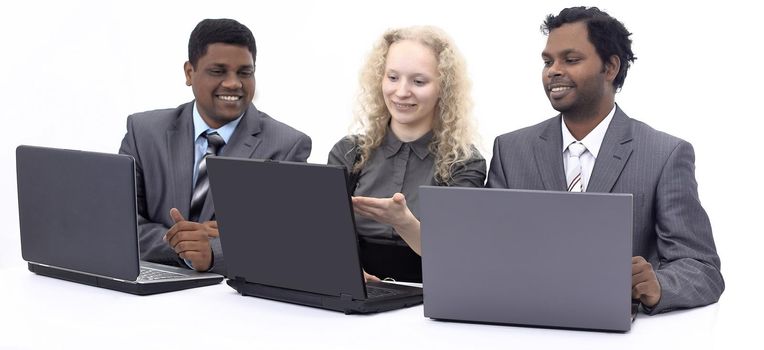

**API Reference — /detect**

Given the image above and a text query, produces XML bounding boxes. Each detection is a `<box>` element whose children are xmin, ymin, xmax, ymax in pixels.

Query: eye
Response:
<box><xmin>414</xmin><ymin>79</ymin><xmax>427</xmax><ymax>86</ymax></box>
<box><xmin>566</xmin><ymin>57</ymin><xmax>581</xmax><ymax>64</ymax></box>
<box><xmin>238</xmin><ymin>70</ymin><xmax>254</xmax><ymax>78</ymax></box>
<box><xmin>543</xmin><ymin>59</ymin><xmax>552</xmax><ymax>67</ymax></box>
<box><xmin>208</xmin><ymin>68</ymin><xmax>224</xmax><ymax>76</ymax></box>
<box><xmin>387</xmin><ymin>74</ymin><xmax>399</xmax><ymax>82</ymax></box>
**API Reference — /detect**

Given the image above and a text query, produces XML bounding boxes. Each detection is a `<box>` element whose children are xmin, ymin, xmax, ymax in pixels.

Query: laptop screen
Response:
<box><xmin>16</xmin><ymin>146</ymin><xmax>140</xmax><ymax>281</ymax></box>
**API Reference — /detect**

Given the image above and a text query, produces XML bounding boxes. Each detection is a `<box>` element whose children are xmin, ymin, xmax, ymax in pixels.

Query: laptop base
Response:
<box><xmin>28</xmin><ymin>263</ymin><xmax>223</xmax><ymax>295</ymax></box>
<box><xmin>227</xmin><ymin>279</ymin><xmax>423</xmax><ymax>314</ymax></box>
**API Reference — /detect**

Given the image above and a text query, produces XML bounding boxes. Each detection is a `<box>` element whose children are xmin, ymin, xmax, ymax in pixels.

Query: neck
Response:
<box><xmin>390</xmin><ymin>118</ymin><xmax>433</xmax><ymax>143</ymax></box>
<box><xmin>563</xmin><ymin>100</ymin><xmax>614</xmax><ymax>140</ymax></box>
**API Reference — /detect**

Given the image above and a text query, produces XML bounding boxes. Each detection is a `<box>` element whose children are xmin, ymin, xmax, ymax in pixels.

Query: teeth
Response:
<box><xmin>218</xmin><ymin>95</ymin><xmax>240</xmax><ymax>101</ymax></box>
<box><xmin>551</xmin><ymin>87</ymin><xmax>572</xmax><ymax>92</ymax></box>
<box><xmin>394</xmin><ymin>102</ymin><xmax>414</xmax><ymax>108</ymax></box>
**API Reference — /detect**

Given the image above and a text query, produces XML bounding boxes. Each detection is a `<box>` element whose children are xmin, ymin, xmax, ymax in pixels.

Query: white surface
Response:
<box><xmin>0</xmin><ymin>265</ymin><xmax>747</xmax><ymax>350</ymax></box>
<box><xmin>0</xmin><ymin>0</ymin><xmax>761</xmax><ymax>348</ymax></box>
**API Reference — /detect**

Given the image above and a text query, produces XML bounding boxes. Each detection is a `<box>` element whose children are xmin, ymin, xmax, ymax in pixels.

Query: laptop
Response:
<box><xmin>206</xmin><ymin>157</ymin><xmax>423</xmax><ymax>314</ymax></box>
<box><xmin>16</xmin><ymin>145</ymin><xmax>223</xmax><ymax>295</ymax></box>
<box><xmin>419</xmin><ymin>186</ymin><xmax>635</xmax><ymax>332</ymax></box>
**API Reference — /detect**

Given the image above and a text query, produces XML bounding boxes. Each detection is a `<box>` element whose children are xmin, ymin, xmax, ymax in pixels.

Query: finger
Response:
<box><xmin>353</xmin><ymin>207</ymin><xmax>373</xmax><ymax>218</ymax></box>
<box><xmin>207</xmin><ymin>226</ymin><xmax>220</xmax><ymax>238</ymax></box>
<box><xmin>174</xmin><ymin>241</ymin><xmax>207</xmax><ymax>254</ymax></box>
<box><xmin>164</xmin><ymin>224</ymin><xmax>180</xmax><ymax>242</ymax></box>
<box><xmin>392</xmin><ymin>192</ymin><xmax>406</xmax><ymax>204</ymax></box>
<box><xmin>364</xmin><ymin>271</ymin><xmax>381</xmax><ymax>283</ymax></box>
<box><xmin>632</xmin><ymin>258</ymin><xmax>649</xmax><ymax>275</ymax></box>
<box><xmin>170</xmin><ymin>208</ymin><xmax>185</xmax><ymax>224</ymax></box>
<box><xmin>168</xmin><ymin>230</ymin><xmax>206</xmax><ymax>248</ymax></box>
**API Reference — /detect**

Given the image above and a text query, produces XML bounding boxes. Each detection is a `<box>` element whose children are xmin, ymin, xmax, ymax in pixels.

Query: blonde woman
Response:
<box><xmin>328</xmin><ymin>26</ymin><xmax>485</xmax><ymax>282</ymax></box>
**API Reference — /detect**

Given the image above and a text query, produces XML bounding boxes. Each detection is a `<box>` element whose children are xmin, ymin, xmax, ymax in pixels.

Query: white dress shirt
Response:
<box><xmin>561</xmin><ymin>104</ymin><xmax>616</xmax><ymax>192</ymax></box>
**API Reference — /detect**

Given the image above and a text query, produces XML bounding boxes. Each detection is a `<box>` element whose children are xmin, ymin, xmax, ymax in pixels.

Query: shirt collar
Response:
<box><xmin>382</xmin><ymin>126</ymin><xmax>433</xmax><ymax>160</ymax></box>
<box><xmin>192</xmin><ymin>102</ymin><xmax>243</xmax><ymax>143</ymax></box>
<box><xmin>561</xmin><ymin>104</ymin><xmax>616</xmax><ymax>159</ymax></box>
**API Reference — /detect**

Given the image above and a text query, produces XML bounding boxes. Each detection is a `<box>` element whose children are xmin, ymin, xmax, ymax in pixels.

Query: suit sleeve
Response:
<box><xmin>648</xmin><ymin>141</ymin><xmax>724</xmax><ymax>314</ymax></box>
<box><xmin>486</xmin><ymin>136</ymin><xmax>509</xmax><ymax>189</ymax></box>
<box><xmin>118</xmin><ymin>115</ymin><xmax>181</xmax><ymax>267</ymax></box>
<box><xmin>283</xmin><ymin>133</ymin><xmax>312</xmax><ymax>162</ymax></box>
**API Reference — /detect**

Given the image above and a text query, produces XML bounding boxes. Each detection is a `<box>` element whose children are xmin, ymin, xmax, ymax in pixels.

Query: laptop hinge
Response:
<box><xmin>340</xmin><ymin>293</ymin><xmax>354</xmax><ymax>302</ymax></box>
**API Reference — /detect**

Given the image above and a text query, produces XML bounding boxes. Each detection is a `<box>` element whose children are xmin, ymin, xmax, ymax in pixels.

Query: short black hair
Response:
<box><xmin>542</xmin><ymin>7</ymin><xmax>636</xmax><ymax>90</ymax></box>
<box><xmin>188</xmin><ymin>18</ymin><xmax>256</xmax><ymax>67</ymax></box>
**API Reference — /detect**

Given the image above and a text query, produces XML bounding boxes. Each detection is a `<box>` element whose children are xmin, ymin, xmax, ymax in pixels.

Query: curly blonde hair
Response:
<box><xmin>351</xmin><ymin>26</ymin><xmax>477</xmax><ymax>184</ymax></box>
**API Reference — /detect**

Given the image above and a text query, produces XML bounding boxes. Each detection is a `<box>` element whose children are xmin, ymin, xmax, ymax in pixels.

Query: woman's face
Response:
<box><xmin>382</xmin><ymin>40</ymin><xmax>441</xmax><ymax>131</ymax></box>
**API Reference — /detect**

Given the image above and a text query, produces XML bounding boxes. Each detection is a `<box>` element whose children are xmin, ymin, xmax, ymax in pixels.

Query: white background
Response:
<box><xmin>0</xmin><ymin>0</ymin><xmax>761</xmax><ymax>346</ymax></box>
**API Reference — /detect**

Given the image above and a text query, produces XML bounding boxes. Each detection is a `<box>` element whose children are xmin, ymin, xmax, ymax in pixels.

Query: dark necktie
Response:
<box><xmin>189</xmin><ymin>132</ymin><xmax>225</xmax><ymax>222</ymax></box>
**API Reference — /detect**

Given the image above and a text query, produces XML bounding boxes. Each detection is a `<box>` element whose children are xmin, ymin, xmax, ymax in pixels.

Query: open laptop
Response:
<box><xmin>419</xmin><ymin>186</ymin><xmax>635</xmax><ymax>332</ymax></box>
<box><xmin>207</xmin><ymin>157</ymin><xmax>423</xmax><ymax>314</ymax></box>
<box><xmin>16</xmin><ymin>145</ymin><xmax>223</xmax><ymax>295</ymax></box>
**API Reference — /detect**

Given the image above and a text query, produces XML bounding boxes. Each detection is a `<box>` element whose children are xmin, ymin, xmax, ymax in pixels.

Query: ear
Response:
<box><xmin>183</xmin><ymin>61</ymin><xmax>194</xmax><ymax>86</ymax></box>
<box><xmin>605</xmin><ymin>55</ymin><xmax>621</xmax><ymax>83</ymax></box>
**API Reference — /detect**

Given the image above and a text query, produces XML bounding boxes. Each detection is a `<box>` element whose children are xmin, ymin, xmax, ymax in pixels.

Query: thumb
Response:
<box><xmin>392</xmin><ymin>192</ymin><xmax>406</xmax><ymax>205</ymax></box>
<box><xmin>170</xmin><ymin>208</ymin><xmax>185</xmax><ymax>223</ymax></box>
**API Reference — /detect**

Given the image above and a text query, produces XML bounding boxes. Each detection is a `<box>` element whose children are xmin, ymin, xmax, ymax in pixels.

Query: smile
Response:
<box><xmin>217</xmin><ymin>95</ymin><xmax>242</xmax><ymax>101</ymax></box>
<box><xmin>550</xmin><ymin>86</ymin><xmax>572</xmax><ymax>92</ymax></box>
<box><xmin>393</xmin><ymin>102</ymin><xmax>416</xmax><ymax>109</ymax></box>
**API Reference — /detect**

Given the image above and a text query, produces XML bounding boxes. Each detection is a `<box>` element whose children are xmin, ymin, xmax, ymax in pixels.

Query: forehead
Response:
<box><xmin>542</xmin><ymin>21</ymin><xmax>596</xmax><ymax>57</ymax></box>
<box><xmin>385</xmin><ymin>40</ymin><xmax>438</xmax><ymax>75</ymax></box>
<box><xmin>198</xmin><ymin>43</ymin><xmax>254</xmax><ymax>67</ymax></box>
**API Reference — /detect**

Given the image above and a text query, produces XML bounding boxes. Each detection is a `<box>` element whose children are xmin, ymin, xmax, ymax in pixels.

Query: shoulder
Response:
<box><xmin>626</xmin><ymin>115</ymin><xmax>688</xmax><ymax>153</ymax></box>
<box><xmin>328</xmin><ymin>135</ymin><xmax>360</xmax><ymax>164</ymax></box>
<box><xmin>331</xmin><ymin>135</ymin><xmax>359</xmax><ymax>153</ymax></box>
<box><xmin>126</xmin><ymin>102</ymin><xmax>191</xmax><ymax>129</ymax></box>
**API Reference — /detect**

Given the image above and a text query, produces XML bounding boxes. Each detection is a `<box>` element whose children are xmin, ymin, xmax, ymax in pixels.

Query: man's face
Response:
<box><xmin>541</xmin><ymin>21</ymin><xmax>616</xmax><ymax>119</ymax></box>
<box><xmin>184</xmin><ymin>43</ymin><xmax>255</xmax><ymax>128</ymax></box>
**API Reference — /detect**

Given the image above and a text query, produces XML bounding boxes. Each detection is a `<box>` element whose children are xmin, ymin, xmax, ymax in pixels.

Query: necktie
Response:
<box><xmin>566</xmin><ymin>142</ymin><xmax>587</xmax><ymax>192</ymax></box>
<box><xmin>189</xmin><ymin>132</ymin><xmax>225</xmax><ymax>222</ymax></box>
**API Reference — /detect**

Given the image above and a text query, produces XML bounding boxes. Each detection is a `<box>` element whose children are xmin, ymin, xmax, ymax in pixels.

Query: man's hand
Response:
<box><xmin>164</xmin><ymin>208</ymin><xmax>219</xmax><ymax>271</ymax></box>
<box><xmin>632</xmin><ymin>256</ymin><xmax>661</xmax><ymax>307</ymax></box>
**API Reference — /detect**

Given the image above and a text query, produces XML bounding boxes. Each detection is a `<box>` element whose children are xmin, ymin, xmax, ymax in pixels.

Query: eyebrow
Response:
<box><xmin>542</xmin><ymin>48</ymin><xmax>582</xmax><ymax>58</ymax></box>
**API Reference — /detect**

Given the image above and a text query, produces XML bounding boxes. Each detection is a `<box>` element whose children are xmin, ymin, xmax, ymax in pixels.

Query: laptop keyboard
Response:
<box><xmin>366</xmin><ymin>285</ymin><xmax>401</xmax><ymax>299</ymax></box>
<box><xmin>138</xmin><ymin>267</ymin><xmax>186</xmax><ymax>281</ymax></box>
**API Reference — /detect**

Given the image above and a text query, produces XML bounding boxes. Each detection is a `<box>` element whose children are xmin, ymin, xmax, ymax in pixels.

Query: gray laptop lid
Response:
<box><xmin>16</xmin><ymin>146</ymin><xmax>140</xmax><ymax>281</ymax></box>
<box><xmin>420</xmin><ymin>186</ymin><xmax>633</xmax><ymax>331</ymax></box>
<box><xmin>207</xmin><ymin>157</ymin><xmax>367</xmax><ymax>299</ymax></box>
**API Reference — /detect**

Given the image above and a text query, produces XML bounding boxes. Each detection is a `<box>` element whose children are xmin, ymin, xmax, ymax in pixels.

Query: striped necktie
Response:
<box><xmin>189</xmin><ymin>132</ymin><xmax>225</xmax><ymax>222</ymax></box>
<box><xmin>566</xmin><ymin>142</ymin><xmax>587</xmax><ymax>192</ymax></box>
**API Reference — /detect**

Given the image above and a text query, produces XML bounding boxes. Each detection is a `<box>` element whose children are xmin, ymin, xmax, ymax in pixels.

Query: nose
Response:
<box><xmin>221</xmin><ymin>72</ymin><xmax>242</xmax><ymax>89</ymax></box>
<box><xmin>394</xmin><ymin>80</ymin><xmax>412</xmax><ymax>98</ymax></box>
<box><xmin>546</xmin><ymin>61</ymin><xmax>563</xmax><ymax>78</ymax></box>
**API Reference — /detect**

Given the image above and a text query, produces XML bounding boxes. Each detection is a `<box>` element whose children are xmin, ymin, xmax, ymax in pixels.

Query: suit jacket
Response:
<box><xmin>119</xmin><ymin>101</ymin><xmax>311</xmax><ymax>275</ymax></box>
<box><xmin>486</xmin><ymin>106</ymin><xmax>724</xmax><ymax>314</ymax></box>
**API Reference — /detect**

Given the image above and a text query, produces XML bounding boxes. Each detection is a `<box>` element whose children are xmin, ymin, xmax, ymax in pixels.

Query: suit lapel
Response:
<box><xmin>587</xmin><ymin>107</ymin><xmax>634</xmax><ymax>193</ymax></box>
<box><xmin>166</xmin><ymin>103</ymin><xmax>195</xmax><ymax>218</ymax></box>
<box><xmin>533</xmin><ymin>115</ymin><xmax>567</xmax><ymax>191</ymax></box>
<box><xmin>198</xmin><ymin>104</ymin><xmax>263</xmax><ymax>221</ymax></box>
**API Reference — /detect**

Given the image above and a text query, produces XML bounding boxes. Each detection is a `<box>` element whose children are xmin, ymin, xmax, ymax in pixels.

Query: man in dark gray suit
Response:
<box><xmin>487</xmin><ymin>7</ymin><xmax>723</xmax><ymax>314</ymax></box>
<box><xmin>119</xmin><ymin>19</ymin><xmax>311</xmax><ymax>275</ymax></box>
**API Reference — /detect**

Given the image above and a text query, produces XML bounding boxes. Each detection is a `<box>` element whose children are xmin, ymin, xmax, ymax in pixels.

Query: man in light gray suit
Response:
<box><xmin>487</xmin><ymin>7</ymin><xmax>723</xmax><ymax>314</ymax></box>
<box><xmin>119</xmin><ymin>19</ymin><xmax>311</xmax><ymax>275</ymax></box>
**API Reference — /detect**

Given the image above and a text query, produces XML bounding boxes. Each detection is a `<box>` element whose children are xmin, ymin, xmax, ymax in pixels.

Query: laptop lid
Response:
<box><xmin>207</xmin><ymin>157</ymin><xmax>367</xmax><ymax>300</ymax></box>
<box><xmin>420</xmin><ymin>186</ymin><xmax>633</xmax><ymax>332</ymax></box>
<box><xmin>16</xmin><ymin>145</ymin><xmax>140</xmax><ymax>281</ymax></box>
